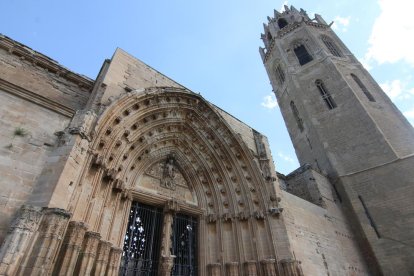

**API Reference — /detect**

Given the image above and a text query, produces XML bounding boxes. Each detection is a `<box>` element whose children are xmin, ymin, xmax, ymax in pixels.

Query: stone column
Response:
<box><xmin>159</xmin><ymin>255</ymin><xmax>175</xmax><ymax>276</ymax></box>
<box><xmin>280</xmin><ymin>259</ymin><xmax>303</xmax><ymax>276</ymax></box>
<box><xmin>105</xmin><ymin>247</ymin><xmax>123</xmax><ymax>276</ymax></box>
<box><xmin>158</xmin><ymin>200</ymin><xmax>179</xmax><ymax>276</ymax></box>
<box><xmin>226</xmin><ymin>262</ymin><xmax>239</xmax><ymax>276</ymax></box>
<box><xmin>93</xmin><ymin>240</ymin><xmax>112</xmax><ymax>276</ymax></box>
<box><xmin>54</xmin><ymin>221</ymin><xmax>87</xmax><ymax>275</ymax></box>
<box><xmin>208</xmin><ymin>263</ymin><xmax>222</xmax><ymax>276</ymax></box>
<box><xmin>261</xmin><ymin>259</ymin><xmax>277</xmax><ymax>276</ymax></box>
<box><xmin>244</xmin><ymin>261</ymin><xmax>258</xmax><ymax>276</ymax></box>
<box><xmin>23</xmin><ymin>208</ymin><xmax>71</xmax><ymax>275</ymax></box>
<box><xmin>75</xmin><ymin>231</ymin><xmax>101</xmax><ymax>275</ymax></box>
<box><xmin>0</xmin><ymin>205</ymin><xmax>42</xmax><ymax>276</ymax></box>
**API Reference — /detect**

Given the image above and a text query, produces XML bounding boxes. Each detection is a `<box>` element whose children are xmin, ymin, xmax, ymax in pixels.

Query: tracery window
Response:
<box><xmin>321</xmin><ymin>35</ymin><xmax>343</xmax><ymax>57</ymax></box>
<box><xmin>351</xmin><ymin>74</ymin><xmax>375</xmax><ymax>102</ymax></box>
<box><xmin>290</xmin><ymin>101</ymin><xmax>304</xmax><ymax>132</ymax></box>
<box><xmin>315</xmin><ymin>79</ymin><xmax>337</xmax><ymax>109</ymax></box>
<box><xmin>275</xmin><ymin>64</ymin><xmax>285</xmax><ymax>85</ymax></box>
<box><xmin>294</xmin><ymin>44</ymin><xmax>313</xmax><ymax>65</ymax></box>
<box><xmin>278</xmin><ymin>18</ymin><xmax>288</xmax><ymax>29</ymax></box>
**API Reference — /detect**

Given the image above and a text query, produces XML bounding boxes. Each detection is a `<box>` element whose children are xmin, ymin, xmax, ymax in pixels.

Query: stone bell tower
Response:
<box><xmin>260</xmin><ymin>5</ymin><xmax>414</xmax><ymax>275</ymax></box>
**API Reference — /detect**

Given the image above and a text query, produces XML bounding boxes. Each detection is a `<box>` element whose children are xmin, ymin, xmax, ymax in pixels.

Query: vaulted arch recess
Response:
<box><xmin>56</xmin><ymin>87</ymin><xmax>292</xmax><ymax>275</ymax></box>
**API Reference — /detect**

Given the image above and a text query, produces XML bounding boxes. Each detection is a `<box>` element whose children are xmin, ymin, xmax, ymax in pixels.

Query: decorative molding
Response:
<box><xmin>0</xmin><ymin>34</ymin><xmax>94</xmax><ymax>89</ymax></box>
<box><xmin>0</xmin><ymin>78</ymin><xmax>74</xmax><ymax>117</ymax></box>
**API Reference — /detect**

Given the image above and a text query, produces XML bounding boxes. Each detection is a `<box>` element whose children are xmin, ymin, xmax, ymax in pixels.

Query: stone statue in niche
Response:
<box><xmin>253</xmin><ymin>130</ymin><xmax>267</xmax><ymax>158</ymax></box>
<box><xmin>162</xmin><ymin>156</ymin><xmax>177</xmax><ymax>190</ymax></box>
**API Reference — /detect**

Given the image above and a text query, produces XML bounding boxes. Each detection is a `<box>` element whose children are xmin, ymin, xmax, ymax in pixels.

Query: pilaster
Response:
<box><xmin>93</xmin><ymin>240</ymin><xmax>112</xmax><ymax>276</ymax></box>
<box><xmin>244</xmin><ymin>261</ymin><xmax>258</xmax><ymax>276</ymax></box>
<box><xmin>226</xmin><ymin>262</ymin><xmax>239</xmax><ymax>276</ymax></box>
<box><xmin>280</xmin><ymin>259</ymin><xmax>303</xmax><ymax>276</ymax></box>
<box><xmin>54</xmin><ymin>221</ymin><xmax>87</xmax><ymax>275</ymax></box>
<box><xmin>208</xmin><ymin>263</ymin><xmax>222</xmax><ymax>276</ymax></box>
<box><xmin>261</xmin><ymin>259</ymin><xmax>277</xmax><ymax>276</ymax></box>
<box><xmin>75</xmin><ymin>231</ymin><xmax>101</xmax><ymax>275</ymax></box>
<box><xmin>23</xmin><ymin>208</ymin><xmax>71</xmax><ymax>275</ymax></box>
<box><xmin>106</xmin><ymin>247</ymin><xmax>123</xmax><ymax>276</ymax></box>
<box><xmin>0</xmin><ymin>205</ymin><xmax>42</xmax><ymax>276</ymax></box>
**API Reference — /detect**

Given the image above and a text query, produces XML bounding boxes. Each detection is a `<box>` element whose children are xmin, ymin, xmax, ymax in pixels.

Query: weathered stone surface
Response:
<box><xmin>0</xmin><ymin>5</ymin><xmax>413</xmax><ymax>276</ymax></box>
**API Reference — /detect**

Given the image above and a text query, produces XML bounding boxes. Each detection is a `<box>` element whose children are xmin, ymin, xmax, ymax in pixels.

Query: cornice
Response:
<box><xmin>0</xmin><ymin>34</ymin><xmax>94</xmax><ymax>90</ymax></box>
<box><xmin>0</xmin><ymin>78</ymin><xmax>75</xmax><ymax>117</ymax></box>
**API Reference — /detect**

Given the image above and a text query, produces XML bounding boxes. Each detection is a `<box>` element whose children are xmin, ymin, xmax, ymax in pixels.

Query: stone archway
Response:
<box><xmin>0</xmin><ymin>86</ymin><xmax>301</xmax><ymax>276</ymax></box>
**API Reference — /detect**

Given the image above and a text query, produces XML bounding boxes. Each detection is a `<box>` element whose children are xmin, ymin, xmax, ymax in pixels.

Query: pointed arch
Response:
<box><xmin>321</xmin><ymin>35</ymin><xmax>343</xmax><ymax>57</ymax></box>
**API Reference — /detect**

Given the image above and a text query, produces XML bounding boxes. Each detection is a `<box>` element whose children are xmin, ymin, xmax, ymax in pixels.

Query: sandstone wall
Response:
<box><xmin>280</xmin><ymin>169</ymin><xmax>370</xmax><ymax>275</ymax></box>
<box><xmin>0</xmin><ymin>90</ymin><xmax>70</xmax><ymax>243</ymax></box>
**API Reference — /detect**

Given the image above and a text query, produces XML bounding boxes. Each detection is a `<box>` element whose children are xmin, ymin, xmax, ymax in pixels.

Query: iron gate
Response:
<box><xmin>171</xmin><ymin>213</ymin><xmax>198</xmax><ymax>276</ymax></box>
<box><xmin>120</xmin><ymin>202</ymin><xmax>198</xmax><ymax>276</ymax></box>
<box><xmin>120</xmin><ymin>202</ymin><xmax>163</xmax><ymax>276</ymax></box>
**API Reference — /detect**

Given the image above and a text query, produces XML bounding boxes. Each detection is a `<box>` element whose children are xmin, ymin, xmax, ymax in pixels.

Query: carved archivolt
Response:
<box><xmin>89</xmin><ymin>87</ymin><xmax>274</xmax><ymax>219</ymax></box>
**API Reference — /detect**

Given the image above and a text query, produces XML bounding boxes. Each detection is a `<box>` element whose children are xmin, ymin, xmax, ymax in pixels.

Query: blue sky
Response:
<box><xmin>1</xmin><ymin>0</ymin><xmax>413</xmax><ymax>174</ymax></box>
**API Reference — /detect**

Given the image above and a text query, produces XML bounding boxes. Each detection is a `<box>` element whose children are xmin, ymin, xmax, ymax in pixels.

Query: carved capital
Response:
<box><xmin>254</xmin><ymin>210</ymin><xmax>265</xmax><ymax>220</ymax></box>
<box><xmin>164</xmin><ymin>199</ymin><xmax>180</xmax><ymax>213</ymax></box>
<box><xmin>10</xmin><ymin>205</ymin><xmax>43</xmax><ymax>232</ymax></box>
<box><xmin>260</xmin><ymin>259</ymin><xmax>276</xmax><ymax>276</ymax></box>
<box><xmin>280</xmin><ymin>259</ymin><xmax>303</xmax><ymax>276</ymax></box>
<box><xmin>112</xmin><ymin>179</ymin><xmax>125</xmax><ymax>193</ymax></box>
<box><xmin>207</xmin><ymin>214</ymin><xmax>217</xmax><ymax>223</ymax></box>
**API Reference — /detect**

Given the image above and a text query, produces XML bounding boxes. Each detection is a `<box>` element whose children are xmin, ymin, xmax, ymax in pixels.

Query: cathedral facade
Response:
<box><xmin>0</xmin><ymin>5</ymin><xmax>413</xmax><ymax>276</ymax></box>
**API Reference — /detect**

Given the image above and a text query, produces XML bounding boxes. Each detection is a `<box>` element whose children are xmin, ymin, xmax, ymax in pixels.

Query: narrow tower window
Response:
<box><xmin>321</xmin><ymin>35</ymin><xmax>343</xmax><ymax>57</ymax></box>
<box><xmin>278</xmin><ymin>18</ymin><xmax>288</xmax><ymax>29</ymax></box>
<box><xmin>275</xmin><ymin>64</ymin><xmax>285</xmax><ymax>85</ymax></box>
<box><xmin>294</xmin><ymin>44</ymin><xmax>313</xmax><ymax>65</ymax></box>
<box><xmin>290</xmin><ymin>101</ymin><xmax>304</xmax><ymax>132</ymax></box>
<box><xmin>351</xmin><ymin>74</ymin><xmax>375</xmax><ymax>102</ymax></box>
<box><xmin>315</xmin><ymin>80</ymin><xmax>337</xmax><ymax>109</ymax></box>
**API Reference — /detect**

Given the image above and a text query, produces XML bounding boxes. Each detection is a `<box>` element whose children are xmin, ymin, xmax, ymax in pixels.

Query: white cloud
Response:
<box><xmin>380</xmin><ymin>79</ymin><xmax>403</xmax><ymax>99</ymax></box>
<box><xmin>261</xmin><ymin>93</ymin><xmax>278</xmax><ymax>109</ymax></box>
<box><xmin>364</xmin><ymin>0</ymin><xmax>414</xmax><ymax>67</ymax></box>
<box><xmin>404</xmin><ymin>108</ymin><xmax>414</xmax><ymax>119</ymax></box>
<box><xmin>403</xmin><ymin>107</ymin><xmax>414</xmax><ymax>126</ymax></box>
<box><xmin>279</xmin><ymin>1</ymin><xmax>289</xmax><ymax>12</ymax></box>
<box><xmin>278</xmin><ymin>152</ymin><xmax>295</xmax><ymax>163</ymax></box>
<box><xmin>332</xmin><ymin>16</ymin><xmax>350</xmax><ymax>32</ymax></box>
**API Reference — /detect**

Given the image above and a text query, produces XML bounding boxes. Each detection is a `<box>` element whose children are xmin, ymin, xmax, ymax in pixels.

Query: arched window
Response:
<box><xmin>278</xmin><ymin>18</ymin><xmax>288</xmax><ymax>29</ymax></box>
<box><xmin>315</xmin><ymin>80</ymin><xmax>337</xmax><ymax>109</ymax></box>
<box><xmin>351</xmin><ymin>74</ymin><xmax>375</xmax><ymax>102</ymax></box>
<box><xmin>290</xmin><ymin>101</ymin><xmax>304</xmax><ymax>132</ymax></box>
<box><xmin>275</xmin><ymin>64</ymin><xmax>285</xmax><ymax>85</ymax></box>
<box><xmin>294</xmin><ymin>44</ymin><xmax>313</xmax><ymax>65</ymax></box>
<box><xmin>321</xmin><ymin>35</ymin><xmax>342</xmax><ymax>57</ymax></box>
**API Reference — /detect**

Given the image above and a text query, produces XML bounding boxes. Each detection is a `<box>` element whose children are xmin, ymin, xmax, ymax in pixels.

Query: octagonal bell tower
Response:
<box><xmin>261</xmin><ymin>5</ymin><xmax>414</xmax><ymax>275</ymax></box>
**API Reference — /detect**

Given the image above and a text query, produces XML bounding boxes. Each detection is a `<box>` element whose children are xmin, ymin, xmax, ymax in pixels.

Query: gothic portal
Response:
<box><xmin>0</xmin><ymin>4</ymin><xmax>414</xmax><ymax>276</ymax></box>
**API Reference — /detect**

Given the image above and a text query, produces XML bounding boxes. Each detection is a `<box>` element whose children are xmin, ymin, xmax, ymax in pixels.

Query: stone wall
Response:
<box><xmin>0</xmin><ymin>90</ymin><xmax>70</xmax><ymax>244</ymax></box>
<box><xmin>280</xmin><ymin>168</ymin><xmax>370</xmax><ymax>275</ymax></box>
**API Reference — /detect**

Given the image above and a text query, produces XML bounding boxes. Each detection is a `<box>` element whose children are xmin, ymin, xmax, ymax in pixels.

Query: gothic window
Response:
<box><xmin>275</xmin><ymin>64</ymin><xmax>285</xmax><ymax>85</ymax></box>
<box><xmin>278</xmin><ymin>18</ymin><xmax>288</xmax><ymax>29</ymax></box>
<box><xmin>294</xmin><ymin>44</ymin><xmax>313</xmax><ymax>65</ymax></box>
<box><xmin>290</xmin><ymin>101</ymin><xmax>304</xmax><ymax>132</ymax></box>
<box><xmin>321</xmin><ymin>35</ymin><xmax>343</xmax><ymax>57</ymax></box>
<box><xmin>315</xmin><ymin>80</ymin><xmax>337</xmax><ymax>109</ymax></box>
<box><xmin>351</xmin><ymin>74</ymin><xmax>375</xmax><ymax>102</ymax></box>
